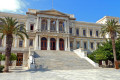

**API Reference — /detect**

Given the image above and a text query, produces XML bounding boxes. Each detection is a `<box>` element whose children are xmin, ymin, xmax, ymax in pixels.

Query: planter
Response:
<box><xmin>115</xmin><ymin>61</ymin><xmax>119</xmax><ymax>69</ymax></box>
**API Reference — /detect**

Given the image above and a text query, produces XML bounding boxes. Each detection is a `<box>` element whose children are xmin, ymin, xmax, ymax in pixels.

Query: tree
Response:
<box><xmin>101</xmin><ymin>19</ymin><xmax>120</xmax><ymax>68</ymax></box>
<box><xmin>88</xmin><ymin>40</ymin><xmax>120</xmax><ymax>66</ymax></box>
<box><xmin>0</xmin><ymin>17</ymin><xmax>29</xmax><ymax>72</ymax></box>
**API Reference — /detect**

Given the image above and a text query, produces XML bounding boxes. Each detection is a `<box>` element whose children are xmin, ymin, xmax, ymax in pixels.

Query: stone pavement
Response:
<box><xmin>0</xmin><ymin>68</ymin><xmax>120</xmax><ymax>80</ymax></box>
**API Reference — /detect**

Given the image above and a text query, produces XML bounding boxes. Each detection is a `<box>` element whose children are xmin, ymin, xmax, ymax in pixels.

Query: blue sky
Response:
<box><xmin>0</xmin><ymin>0</ymin><xmax>120</xmax><ymax>22</ymax></box>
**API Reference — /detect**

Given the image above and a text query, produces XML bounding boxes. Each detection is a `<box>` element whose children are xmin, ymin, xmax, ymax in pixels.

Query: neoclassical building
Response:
<box><xmin>0</xmin><ymin>9</ymin><xmax>119</xmax><ymax>68</ymax></box>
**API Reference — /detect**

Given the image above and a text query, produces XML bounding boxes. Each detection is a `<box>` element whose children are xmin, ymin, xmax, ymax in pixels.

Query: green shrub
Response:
<box><xmin>0</xmin><ymin>65</ymin><xmax>4</xmax><ymax>72</ymax></box>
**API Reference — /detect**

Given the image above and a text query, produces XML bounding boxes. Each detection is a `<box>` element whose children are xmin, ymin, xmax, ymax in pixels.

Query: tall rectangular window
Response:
<box><xmin>96</xmin><ymin>30</ymin><xmax>99</xmax><ymax>37</ymax></box>
<box><xmin>19</xmin><ymin>40</ymin><xmax>23</xmax><ymax>47</ymax></box>
<box><xmin>69</xmin><ymin>28</ymin><xmax>72</xmax><ymax>34</ymax></box>
<box><xmin>90</xmin><ymin>30</ymin><xmax>92</xmax><ymax>37</ymax></box>
<box><xmin>91</xmin><ymin>42</ymin><xmax>94</xmax><ymax>49</ymax></box>
<box><xmin>83</xmin><ymin>29</ymin><xmax>86</xmax><ymax>36</ymax></box>
<box><xmin>30</xmin><ymin>24</ymin><xmax>34</xmax><ymax>30</ymax></box>
<box><xmin>29</xmin><ymin>39</ymin><xmax>33</xmax><ymax>46</ymax></box>
<box><xmin>76</xmin><ymin>28</ymin><xmax>79</xmax><ymax>36</ymax></box>
<box><xmin>76</xmin><ymin>42</ymin><xmax>80</xmax><ymax>49</ymax></box>
<box><xmin>84</xmin><ymin>42</ymin><xmax>87</xmax><ymax>49</ymax></box>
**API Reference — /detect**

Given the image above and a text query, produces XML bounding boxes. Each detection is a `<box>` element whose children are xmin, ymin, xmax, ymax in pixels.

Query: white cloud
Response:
<box><xmin>0</xmin><ymin>0</ymin><xmax>28</xmax><ymax>13</ymax></box>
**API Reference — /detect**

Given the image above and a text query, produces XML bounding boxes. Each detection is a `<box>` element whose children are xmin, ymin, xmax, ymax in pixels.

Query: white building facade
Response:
<box><xmin>0</xmin><ymin>9</ymin><xmax>119</xmax><ymax>68</ymax></box>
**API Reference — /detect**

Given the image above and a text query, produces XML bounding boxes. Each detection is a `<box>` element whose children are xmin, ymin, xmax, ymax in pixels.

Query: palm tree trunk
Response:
<box><xmin>4</xmin><ymin>34</ymin><xmax>13</xmax><ymax>72</ymax></box>
<box><xmin>110</xmin><ymin>32</ymin><xmax>117</xmax><ymax>68</ymax></box>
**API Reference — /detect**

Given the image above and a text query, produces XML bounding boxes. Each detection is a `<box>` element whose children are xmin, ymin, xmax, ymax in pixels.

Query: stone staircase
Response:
<box><xmin>33</xmin><ymin>50</ymin><xmax>96</xmax><ymax>70</ymax></box>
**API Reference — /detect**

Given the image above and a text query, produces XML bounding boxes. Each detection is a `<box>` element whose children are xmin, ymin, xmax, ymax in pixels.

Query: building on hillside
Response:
<box><xmin>0</xmin><ymin>9</ymin><xmax>119</xmax><ymax>69</ymax></box>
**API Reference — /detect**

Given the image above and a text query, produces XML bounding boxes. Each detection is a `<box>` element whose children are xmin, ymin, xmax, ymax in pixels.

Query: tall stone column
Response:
<box><xmin>67</xmin><ymin>37</ymin><xmax>70</xmax><ymax>51</ymax></box>
<box><xmin>65</xmin><ymin>37</ymin><xmax>67</xmax><ymax>51</ymax></box>
<box><xmin>4</xmin><ymin>35</ymin><xmax>6</xmax><ymax>47</ymax></box>
<box><xmin>47</xmin><ymin>19</ymin><xmax>50</xmax><ymax>32</ymax></box>
<box><xmin>26</xmin><ymin>19</ymin><xmax>29</xmax><ymax>31</ymax></box>
<box><xmin>56</xmin><ymin>37</ymin><xmax>59</xmax><ymax>50</ymax></box>
<box><xmin>14</xmin><ymin>36</ymin><xmax>17</xmax><ymax>48</ymax></box>
<box><xmin>64</xmin><ymin>21</ymin><xmax>67</xmax><ymax>33</ymax></box>
<box><xmin>47</xmin><ymin>37</ymin><xmax>50</xmax><ymax>50</ymax></box>
<box><xmin>56</xmin><ymin>19</ymin><xmax>59</xmax><ymax>33</ymax></box>
<box><xmin>34</xmin><ymin>34</ymin><xmax>38</xmax><ymax>50</ymax></box>
<box><xmin>39</xmin><ymin>36</ymin><xmax>41</xmax><ymax>50</ymax></box>
<box><xmin>94</xmin><ymin>40</ymin><xmax>97</xmax><ymax>50</ymax></box>
<box><xmin>87</xmin><ymin>39</ymin><xmax>90</xmax><ymax>50</ymax></box>
<box><xmin>36</xmin><ymin>17</ymin><xmax>39</xmax><ymax>31</ymax></box>
<box><xmin>39</xmin><ymin>17</ymin><xmax>41</xmax><ymax>32</ymax></box>
<box><xmin>73</xmin><ymin>39</ymin><xmax>76</xmax><ymax>50</ymax></box>
<box><xmin>80</xmin><ymin>39</ymin><xmax>83</xmax><ymax>48</ymax></box>
<box><xmin>24</xmin><ymin>37</ymin><xmax>28</xmax><ymax>48</ymax></box>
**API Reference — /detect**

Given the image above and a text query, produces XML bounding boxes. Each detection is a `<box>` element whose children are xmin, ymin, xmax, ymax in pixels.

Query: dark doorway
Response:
<box><xmin>50</xmin><ymin>38</ymin><xmax>56</xmax><ymax>50</ymax></box>
<box><xmin>41</xmin><ymin>37</ymin><xmax>47</xmax><ymax>50</ymax></box>
<box><xmin>59</xmin><ymin>38</ymin><xmax>64</xmax><ymax>50</ymax></box>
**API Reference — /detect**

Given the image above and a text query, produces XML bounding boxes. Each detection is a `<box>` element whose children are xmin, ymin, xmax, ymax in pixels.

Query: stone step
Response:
<box><xmin>34</xmin><ymin>50</ymin><xmax>96</xmax><ymax>70</ymax></box>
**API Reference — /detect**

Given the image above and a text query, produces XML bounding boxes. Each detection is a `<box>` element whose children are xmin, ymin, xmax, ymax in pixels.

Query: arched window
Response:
<box><xmin>41</xmin><ymin>19</ymin><xmax>47</xmax><ymax>31</ymax></box>
<box><xmin>50</xmin><ymin>20</ymin><xmax>56</xmax><ymax>31</ymax></box>
<box><xmin>59</xmin><ymin>21</ymin><xmax>64</xmax><ymax>32</ymax></box>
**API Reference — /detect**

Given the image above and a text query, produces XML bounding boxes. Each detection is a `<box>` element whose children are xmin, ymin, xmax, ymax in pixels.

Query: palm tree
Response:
<box><xmin>101</xmin><ymin>19</ymin><xmax>120</xmax><ymax>68</ymax></box>
<box><xmin>0</xmin><ymin>17</ymin><xmax>29</xmax><ymax>72</ymax></box>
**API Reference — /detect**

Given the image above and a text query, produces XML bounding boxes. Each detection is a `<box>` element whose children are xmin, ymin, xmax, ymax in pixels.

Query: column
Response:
<box><xmin>14</xmin><ymin>36</ymin><xmax>17</xmax><ymax>48</ymax></box>
<box><xmin>4</xmin><ymin>35</ymin><xmax>6</xmax><ymax>47</ymax></box>
<box><xmin>65</xmin><ymin>37</ymin><xmax>67</xmax><ymax>51</ymax></box>
<box><xmin>39</xmin><ymin>36</ymin><xmax>41</xmax><ymax>50</ymax></box>
<box><xmin>56</xmin><ymin>19</ymin><xmax>59</xmax><ymax>33</ymax></box>
<box><xmin>39</xmin><ymin>17</ymin><xmax>41</xmax><ymax>32</ymax></box>
<box><xmin>56</xmin><ymin>37</ymin><xmax>59</xmax><ymax>50</ymax></box>
<box><xmin>26</xmin><ymin>19</ymin><xmax>29</xmax><ymax>31</ymax></box>
<box><xmin>87</xmin><ymin>27</ymin><xmax>89</xmax><ymax>37</ymax></box>
<box><xmin>47</xmin><ymin>19</ymin><xmax>50</xmax><ymax>32</ymax></box>
<box><xmin>64</xmin><ymin>20</ymin><xmax>67</xmax><ymax>33</ymax></box>
<box><xmin>36</xmin><ymin>17</ymin><xmax>39</xmax><ymax>31</ymax></box>
<box><xmin>94</xmin><ymin>40</ymin><xmax>97</xmax><ymax>50</ymax></box>
<box><xmin>88</xmin><ymin>39</ymin><xmax>90</xmax><ymax>50</ymax></box>
<box><xmin>73</xmin><ymin>39</ymin><xmax>76</xmax><ymax>50</ymax></box>
<box><xmin>34</xmin><ymin>34</ymin><xmax>38</xmax><ymax>50</ymax></box>
<box><xmin>24</xmin><ymin>37</ymin><xmax>28</xmax><ymax>48</ymax></box>
<box><xmin>47</xmin><ymin>37</ymin><xmax>50</xmax><ymax>50</ymax></box>
<box><xmin>80</xmin><ymin>39</ymin><xmax>83</xmax><ymax>48</ymax></box>
<box><xmin>67</xmin><ymin>37</ymin><xmax>70</xmax><ymax>51</ymax></box>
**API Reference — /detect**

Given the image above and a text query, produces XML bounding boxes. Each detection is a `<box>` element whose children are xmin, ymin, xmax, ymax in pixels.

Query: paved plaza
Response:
<box><xmin>0</xmin><ymin>68</ymin><xmax>120</xmax><ymax>80</ymax></box>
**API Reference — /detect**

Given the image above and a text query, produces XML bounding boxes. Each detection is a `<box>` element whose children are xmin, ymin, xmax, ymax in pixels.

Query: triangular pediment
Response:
<box><xmin>37</xmin><ymin>9</ymin><xmax>69</xmax><ymax>17</ymax></box>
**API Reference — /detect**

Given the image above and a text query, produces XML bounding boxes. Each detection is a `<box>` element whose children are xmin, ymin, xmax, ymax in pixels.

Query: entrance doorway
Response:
<box><xmin>50</xmin><ymin>38</ymin><xmax>56</xmax><ymax>50</ymax></box>
<box><xmin>59</xmin><ymin>38</ymin><xmax>64</xmax><ymax>50</ymax></box>
<box><xmin>16</xmin><ymin>53</ymin><xmax>23</xmax><ymax>66</ymax></box>
<box><xmin>41</xmin><ymin>37</ymin><xmax>47</xmax><ymax>50</ymax></box>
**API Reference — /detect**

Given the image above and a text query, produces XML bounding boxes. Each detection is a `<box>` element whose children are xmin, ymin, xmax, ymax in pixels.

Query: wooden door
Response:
<box><xmin>16</xmin><ymin>53</ymin><xmax>23</xmax><ymax>66</ymax></box>
<box><xmin>50</xmin><ymin>38</ymin><xmax>56</xmax><ymax>50</ymax></box>
<box><xmin>59</xmin><ymin>39</ymin><xmax>64</xmax><ymax>50</ymax></box>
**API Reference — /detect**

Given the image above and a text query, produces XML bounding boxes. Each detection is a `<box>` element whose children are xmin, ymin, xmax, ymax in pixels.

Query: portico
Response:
<box><xmin>35</xmin><ymin>35</ymin><xmax>69</xmax><ymax>51</ymax></box>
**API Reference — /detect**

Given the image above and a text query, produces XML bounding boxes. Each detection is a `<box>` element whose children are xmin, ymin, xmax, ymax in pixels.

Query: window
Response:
<box><xmin>76</xmin><ymin>29</ymin><xmax>79</xmax><ymax>36</ymax></box>
<box><xmin>83</xmin><ymin>29</ymin><xmax>86</xmax><ymax>36</ymax></box>
<box><xmin>69</xmin><ymin>28</ymin><xmax>72</xmax><ymax>34</ymax></box>
<box><xmin>29</xmin><ymin>39</ymin><xmax>33</xmax><ymax>46</ymax></box>
<box><xmin>84</xmin><ymin>42</ymin><xmax>87</xmax><ymax>49</ymax></box>
<box><xmin>76</xmin><ymin>42</ymin><xmax>80</xmax><ymax>49</ymax></box>
<box><xmin>91</xmin><ymin>42</ymin><xmax>94</xmax><ymax>49</ymax></box>
<box><xmin>0</xmin><ymin>38</ymin><xmax>2</xmax><ymax>47</ymax></box>
<box><xmin>50</xmin><ymin>21</ymin><xmax>56</xmax><ymax>31</ymax></box>
<box><xmin>96</xmin><ymin>30</ymin><xmax>99</xmax><ymax>37</ymax></box>
<box><xmin>70</xmin><ymin>42</ymin><xmax>73</xmax><ymax>49</ymax></box>
<box><xmin>30</xmin><ymin>24</ymin><xmax>34</xmax><ymax>30</ymax></box>
<box><xmin>19</xmin><ymin>40</ymin><xmax>23</xmax><ymax>47</ymax></box>
<box><xmin>90</xmin><ymin>30</ymin><xmax>92</xmax><ymax>37</ymax></box>
<box><xmin>59</xmin><ymin>21</ymin><xmax>64</xmax><ymax>32</ymax></box>
<box><xmin>41</xmin><ymin>19</ymin><xmax>47</xmax><ymax>31</ymax></box>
